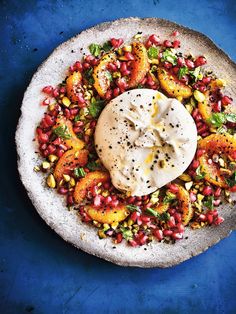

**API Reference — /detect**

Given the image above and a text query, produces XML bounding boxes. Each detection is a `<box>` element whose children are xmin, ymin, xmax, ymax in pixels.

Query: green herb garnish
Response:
<box><xmin>207</xmin><ymin>113</ymin><xmax>236</xmax><ymax>128</ymax></box>
<box><xmin>53</xmin><ymin>125</ymin><xmax>71</xmax><ymax>139</ymax></box>
<box><xmin>102</xmin><ymin>41</ymin><xmax>112</xmax><ymax>52</ymax></box>
<box><xmin>161</xmin><ymin>49</ymin><xmax>177</xmax><ymax>65</ymax></box>
<box><xmin>89</xmin><ymin>43</ymin><xmax>101</xmax><ymax>57</ymax></box>
<box><xmin>146</xmin><ymin>208</ymin><xmax>170</xmax><ymax>221</ymax></box>
<box><xmin>203</xmin><ymin>196</ymin><xmax>214</xmax><ymax>210</ymax></box>
<box><xmin>74</xmin><ymin>114</ymin><xmax>80</xmax><ymax>122</ymax></box>
<box><xmin>178</xmin><ymin>66</ymin><xmax>189</xmax><ymax>79</ymax></box>
<box><xmin>86</xmin><ymin>161</ymin><xmax>101</xmax><ymax>171</ymax></box>
<box><xmin>147</xmin><ymin>46</ymin><xmax>159</xmax><ymax>59</ymax></box>
<box><xmin>189</xmin><ymin>67</ymin><xmax>201</xmax><ymax>82</ymax></box>
<box><xmin>226</xmin><ymin>171</ymin><xmax>236</xmax><ymax>187</ymax></box>
<box><xmin>84</xmin><ymin>68</ymin><xmax>95</xmax><ymax>84</ymax></box>
<box><xmin>195</xmin><ymin>166</ymin><xmax>206</xmax><ymax>180</ymax></box>
<box><xmin>74</xmin><ymin>167</ymin><xmax>86</xmax><ymax>178</ymax></box>
<box><xmin>163</xmin><ymin>192</ymin><xmax>176</xmax><ymax>204</ymax></box>
<box><xmin>88</xmin><ymin>97</ymin><xmax>106</xmax><ymax>118</ymax></box>
<box><xmin>120</xmin><ymin>227</ymin><xmax>133</xmax><ymax>241</ymax></box>
<box><xmin>126</xmin><ymin>204</ymin><xmax>141</xmax><ymax>212</ymax></box>
<box><xmin>105</xmin><ymin>71</ymin><xmax>113</xmax><ymax>82</ymax></box>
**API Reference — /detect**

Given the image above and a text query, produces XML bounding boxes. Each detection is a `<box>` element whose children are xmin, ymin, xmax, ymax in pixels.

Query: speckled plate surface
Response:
<box><xmin>15</xmin><ymin>17</ymin><xmax>236</xmax><ymax>268</ymax></box>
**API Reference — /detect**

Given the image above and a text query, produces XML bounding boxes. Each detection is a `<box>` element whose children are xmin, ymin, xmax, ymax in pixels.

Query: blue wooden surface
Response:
<box><xmin>0</xmin><ymin>0</ymin><xmax>236</xmax><ymax>313</ymax></box>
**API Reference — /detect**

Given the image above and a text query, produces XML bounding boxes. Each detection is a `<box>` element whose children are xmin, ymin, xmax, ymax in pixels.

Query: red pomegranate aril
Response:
<box><xmin>196</xmin><ymin>148</ymin><xmax>206</xmax><ymax>158</ymax></box>
<box><xmin>40</xmin><ymin>143</ymin><xmax>47</xmax><ymax>151</ymax></box>
<box><xmin>163</xmin><ymin>229</ymin><xmax>173</xmax><ymax>236</ymax></box>
<box><xmin>111</xmin><ymin>195</ymin><xmax>117</xmax><ymax>201</ymax></box>
<box><xmin>58</xmin><ymin>187</ymin><xmax>68</xmax><ymax>195</ymax></box>
<box><xmin>177</xmin><ymin>57</ymin><xmax>185</xmax><ymax>67</ymax></box>
<box><xmin>42</xmin><ymin>98</ymin><xmax>50</xmax><ymax>106</ymax></box>
<box><xmin>211</xmin><ymin>209</ymin><xmax>218</xmax><ymax>218</ymax></box>
<box><xmin>176</xmin><ymin>222</ymin><xmax>185</xmax><ymax>233</ymax></box>
<box><xmin>110</xmin><ymin>38</ymin><xmax>123</xmax><ymax>48</ymax></box>
<box><xmin>77</xmin><ymin>93</ymin><xmax>85</xmax><ymax>105</ymax></box>
<box><xmin>145</xmin><ymin>39</ymin><xmax>152</xmax><ymax>48</ymax></box>
<box><xmin>213</xmin><ymin>199</ymin><xmax>221</xmax><ymax>206</ymax></box>
<box><xmin>104</xmin><ymin>196</ymin><xmax>112</xmax><ymax>204</ymax></box>
<box><xmin>56</xmin><ymin>148</ymin><xmax>64</xmax><ymax>158</ymax></box>
<box><xmin>194</xmin><ymin>56</ymin><xmax>207</xmax><ymax>67</ymax></box>
<box><xmin>163</xmin><ymin>40</ymin><xmax>172</xmax><ymax>48</ymax></box>
<box><xmin>42</xmin><ymin>85</ymin><xmax>53</xmax><ymax>95</ymax></box>
<box><xmin>130</xmin><ymin>211</ymin><xmax>139</xmax><ymax>222</ymax></box>
<box><xmin>91</xmin><ymin>185</ymin><xmax>99</xmax><ymax>197</ymax></box>
<box><xmin>38</xmin><ymin>131</ymin><xmax>49</xmax><ymax>144</ymax></box>
<box><xmin>167</xmin><ymin>184</ymin><xmax>179</xmax><ymax>194</ymax></box>
<box><xmin>107</xmin><ymin>62</ymin><xmax>117</xmax><ymax>72</ymax></box>
<box><xmin>111</xmin><ymin>200</ymin><xmax>119</xmax><ymax>207</ymax></box>
<box><xmin>70</xmin><ymin>108</ymin><xmax>79</xmax><ymax>116</ymax></box>
<box><xmin>185</xmin><ymin>59</ymin><xmax>195</xmax><ymax>69</ymax></box>
<box><xmin>214</xmin><ymin>216</ymin><xmax>224</xmax><ymax>225</ymax></box>
<box><xmin>221</xmin><ymin>95</ymin><xmax>232</xmax><ymax>106</ymax></box>
<box><xmin>116</xmin><ymin>78</ymin><xmax>128</xmax><ymax>91</ymax></box>
<box><xmin>104</xmin><ymin>89</ymin><xmax>112</xmax><ymax>100</ymax></box>
<box><xmin>69</xmin><ymin>65</ymin><xmax>75</xmax><ymax>72</ymax></box>
<box><xmin>163</xmin><ymin>61</ymin><xmax>172</xmax><ymax>69</ymax></box>
<box><xmin>198</xmin><ymin>84</ymin><xmax>207</xmax><ymax>93</ymax></box>
<box><xmin>199</xmin><ymin>214</ymin><xmax>207</xmax><ymax>222</ymax></box>
<box><xmin>112</xmin><ymin>87</ymin><xmax>120</xmax><ymax>97</ymax></box>
<box><xmin>93</xmin><ymin>195</ymin><xmax>102</xmax><ymax>207</ymax></box>
<box><xmin>172</xmin><ymin>232</ymin><xmax>183</xmax><ymax>240</ymax></box>
<box><xmin>141</xmin><ymin>215</ymin><xmax>151</xmax><ymax>223</ymax></box>
<box><xmin>214</xmin><ymin>187</ymin><xmax>222</xmax><ymax>197</ymax></box>
<box><xmin>190</xmin><ymin>192</ymin><xmax>197</xmax><ymax>202</ymax></box>
<box><xmin>53</xmin><ymin>137</ymin><xmax>62</xmax><ymax>146</ymax></box>
<box><xmin>74</xmin><ymin>61</ymin><xmax>82</xmax><ymax>71</ymax></box>
<box><xmin>168</xmin><ymin>216</ymin><xmax>176</xmax><ymax>228</ymax></box>
<box><xmin>44</xmin><ymin>114</ymin><xmax>55</xmax><ymax>126</ymax></box>
<box><xmin>201</xmin><ymin>131</ymin><xmax>210</xmax><ymax>137</ymax></box>
<box><xmin>64</xmin><ymin>108</ymin><xmax>70</xmax><ymax>119</ymax></box>
<box><xmin>43</xmin><ymin>149</ymin><xmax>49</xmax><ymax>157</ymax></box>
<box><xmin>172</xmin><ymin>66</ymin><xmax>179</xmax><ymax>75</ymax></box>
<box><xmin>174</xmin><ymin>213</ymin><xmax>182</xmax><ymax>223</ymax></box>
<box><xmin>135</xmin><ymin>201</ymin><xmax>142</xmax><ymax>206</ymax></box>
<box><xmin>206</xmin><ymin>213</ymin><xmax>214</xmax><ymax>224</ymax></box>
<box><xmin>180</xmin><ymin>75</ymin><xmax>189</xmax><ymax>84</ymax></box>
<box><xmin>124</xmin><ymin>52</ymin><xmax>135</xmax><ymax>61</ymax></box>
<box><xmin>192</xmin><ymin>159</ymin><xmax>200</xmax><ymax>169</ymax></box>
<box><xmin>149</xmin><ymin>34</ymin><xmax>160</xmax><ymax>45</ymax></box>
<box><xmin>47</xmin><ymin>144</ymin><xmax>56</xmax><ymax>154</ymax></box>
<box><xmin>173</xmin><ymin>40</ymin><xmax>180</xmax><ymax>48</ymax></box>
<box><xmin>172</xmin><ymin>30</ymin><xmax>180</xmax><ymax>37</ymax></box>
<box><xmin>53</xmin><ymin>88</ymin><xmax>60</xmax><ymax>97</ymax></box>
<box><xmin>116</xmin><ymin>233</ymin><xmax>123</xmax><ymax>243</ymax></box>
<box><xmin>203</xmin><ymin>186</ymin><xmax>213</xmax><ymax>196</ymax></box>
<box><xmin>168</xmin><ymin>208</ymin><xmax>176</xmax><ymax>215</ymax></box>
<box><xmin>128</xmin><ymin>196</ymin><xmax>135</xmax><ymax>204</ymax></box>
<box><xmin>83</xmin><ymin>62</ymin><xmax>91</xmax><ymax>70</ymax></box>
<box><xmin>83</xmin><ymin>213</ymin><xmax>92</xmax><ymax>223</ymax></box>
<box><xmin>192</xmin><ymin>108</ymin><xmax>199</xmax><ymax>119</ymax></box>
<box><xmin>143</xmin><ymin>202</ymin><xmax>152</xmax><ymax>210</ymax></box>
<box><xmin>67</xmin><ymin>195</ymin><xmax>74</xmax><ymax>206</ymax></box>
<box><xmin>198</xmin><ymin>124</ymin><xmax>208</xmax><ymax>135</ymax></box>
<box><xmin>230</xmin><ymin>185</ymin><xmax>236</xmax><ymax>192</ymax></box>
<box><xmin>154</xmin><ymin>229</ymin><xmax>163</xmax><ymax>241</ymax></box>
<box><xmin>202</xmin><ymin>77</ymin><xmax>211</xmax><ymax>84</ymax></box>
<box><xmin>129</xmin><ymin>239</ymin><xmax>138</xmax><ymax>247</ymax></box>
<box><xmin>212</xmin><ymin>101</ymin><xmax>222</xmax><ymax>113</ymax></box>
<box><xmin>138</xmin><ymin>234</ymin><xmax>148</xmax><ymax>245</ymax></box>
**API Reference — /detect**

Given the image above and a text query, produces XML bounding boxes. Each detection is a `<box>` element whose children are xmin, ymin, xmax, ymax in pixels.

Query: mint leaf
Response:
<box><xmin>126</xmin><ymin>204</ymin><xmax>141</xmax><ymax>212</ymax></box>
<box><xmin>189</xmin><ymin>67</ymin><xmax>201</xmax><ymax>82</ymax></box>
<box><xmin>225</xmin><ymin>113</ymin><xmax>236</xmax><ymax>123</ymax></box>
<box><xmin>84</xmin><ymin>68</ymin><xmax>95</xmax><ymax>84</ymax></box>
<box><xmin>145</xmin><ymin>208</ymin><xmax>170</xmax><ymax>221</ymax></box>
<box><xmin>88</xmin><ymin>97</ymin><xmax>105</xmax><ymax>118</ymax></box>
<box><xmin>163</xmin><ymin>192</ymin><xmax>176</xmax><ymax>204</ymax></box>
<box><xmin>86</xmin><ymin>161</ymin><xmax>101</xmax><ymax>171</ymax></box>
<box><xmin>195</xmin><ymin>166</ymin><xmax>206</xmax><ymax>180</ymax></box>
<box><xmin>148</xmin><ymin>46</ymin><xmax>159</xmax><ymax>59</ymax></box>
<box><xmin>120</xmin><ymin>227</ymin><xmax>133</xmax><ymax>241</ymax></box>
<box><xmin>74</xmin><ymin>167</ymin><xmax>86</xmax><ymax>178</ymax></box>
<box><xmin>203</xmin><ymin>196</ymin><xmax>214</xmax><ymax>210</ymax></box>
<box><xmin>74</xmin><ymin>114</ymin><xmax>80</xmax><ymax>122</ymax></box>
<box><xmin>53</xmin><ymin>125</ymin><xmax>71</xmax><ymax>139</ymax></box>
<box><xmin>89</xmin><ymin>43</ymin><xmax>101</xmax><ymax>57</ymax></box>
<box><xmin>178</xmin><ymin>66</ymin><xmax>189</xmax><ymax>79</ymax></box>
<box><xmin>102</xmin><ymin>41</ymin><xmax>112</xmax><ymax>52</ymax></box>
<box><xmin>161</xmin><ymin>49</ymin><xmax>177</xmax><ymax>65</ymax></box>
<box><xmin>226</xmin><ymin>171</ymin><xmax>236</xmax><ymax>187</ymax></box>
<box><xmin>207</xmin><ymin>113</ymin><xmax>226</xmax><ymax>128</ymax></box>
<box><xmin>105</xmin><ymin>71</ymin><xmax>113</xmax><ymax>82</ymax></box>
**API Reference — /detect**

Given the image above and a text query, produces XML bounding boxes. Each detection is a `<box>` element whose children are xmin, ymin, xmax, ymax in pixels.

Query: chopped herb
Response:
<box><xmin>208</xmin><ymin>112</ymin><xmax>236</xmax><ymax>128</ymax></box>
<box><xmin>163</xmin><ymin>192</ymin><xmax>176</xmax><ymax>204</ymax></box>
<box><xmin>189</xmin><ymin>67</ymin><xmax>201</xmax><ymax>82</ymax></box>
<box><xmin>53</xmin><ymin>125</ymin><xmax>71</xmax><ymax>139</ymax></box>
<box><xmin>89</xmin><ymin>43</ymin><xmax>101</xmax><ymax>57</ymax></box>
<box><xmin>105</xmin><ymin>71</ymin><xmax>113</xmax><ymax>82</ymax></box>
<box><xmin>225</xmin><ymin>113</ymin><xmax>236</xmax><ymax>123</ymax></box>
<box><xmin>126</xmin><ymin>204</ymin><xmax>141</xmax><ymax>212</ymax></box>
<box><xmin>217</xmin><ymin>125</ymin><xmax>227</xmax><ymax>134</ymax></box>
<box><xmin>203</xmin><ymin>196</ymin><xmax>214</xmax><ymax>210</ymax></box>
<box><xmin>120</xmin><ymin>227</ymin><xmax>133</xmax><ymax>241</ymax></box>
<box><xmin>226</xmin><ymin>171</ymin><xmax>236</xmax><ymax>187</ymax></box>
<box><xmin>84</xmin><ymin>68</ymin><xmax>95</xmax><ymax>84</ymax></box>
<box><xmin>178</xmin><ymin>66</ymin><xmax>189</xmax><ymax>79</ymax></box>
<box><xmin>161</xmin><ymin>49</ymin><xmax>177</xmax><ymax>65</ymax></box>
<box><xmin>86</xmin><ymin>161</ymin><xmax>101</xmax><ymax>171</ymax></box>
<box><xmin>88</xmin><ymin>97</ymin><xmax>105</xmax><ymax>118</ymax></box>
<box><xmin>74</xmin><ymin>114</ymin><xmax>80</xmax><ymax>122</ymax></box>
<box><xmin>195</xmin><ymin>166</ymin><xmax>206</xmax><ymax>180</ymax></box>
<box><xmin>74</xmin><ymin>167</ymin><xmax>86</xmax><ymax>178</ymax></box>
<box><xmin>102</xmin><ymin>41</ymin><xmax>112</xmax><ymax>52</ymax></box>
<box><xmin>146</xmin><ymin>208</ymin><xmax>170</xmax><ymax>221</ymax></box>
<box><xmin>147</xmin><ymin>46</ymin><xmax>159</xmax><ymax>59</ymax></box>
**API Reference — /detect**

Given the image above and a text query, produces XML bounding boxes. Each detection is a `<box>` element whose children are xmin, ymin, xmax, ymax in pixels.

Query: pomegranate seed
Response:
<box><xmin>58</xmin><ymin>187</ymin><xmax>68</xmax><ymax>195</ymax></box>
<box><xmin>196</xmin><ymin>149</ymin><xmax>206</xmax><ymax>158</ymax></box>
<box><xmin>64</xmin><ymin>108</ymin><xmax>70</xmax><ymax>119</ymax></box>
<box><xmin>141</xmin><ymin>215</ymin><xmax>151</xmax><ymax>223</ymax></box>
<box><xmin>214</xmin><ymin>216</ymin><xmax>224</xmax><ymax>225</ymax></box>
<box><xmin>124</xmin><ymin>52</ymin><xmax>135</xmax><ymax>61</ymax></box>
<box><xmin>128</xmin><ymin>196</ymin><xmax>135</xmax><ymax>204</ymax></box>
<box><xmin>53</xmin><ymin>88</ymin><xmax>60</xmax><ymax>97</ymax></box>
<box><xmin>116</xmin><ymin>233</ymin><xmax>123</xmax><ymax>243</ymax></box>
<box><xmin>173</xmin><ymin>40</ymin><xmax>180</xmax><ymax>48</ymax></box>
<box><xmin>56</xmin><ymin>148</ymin><xmax>64</xmax><ymax>158</ymax></box>
<box><xmin>149</xmin><ymin>34</ymin><xmax>160</xmax><ymax>45</ymax></box>
<box><xmin>214</xmin><ymin>187</ymin><xmax>222</xmax><ymax>197</ymax></box>
<box><xmin>69</xmin><ymin>65</ymin><xmax>75</xmax><ymax>72</ymax></box>
<box><xmin>230</xmin><ymin>185</ymin><xmax>236</xmax><ymax>192</ymax></box>
<box><xmin>107</xmin><ymin>62</ymin><xmax>117</xmax><ymax>72</ymax></box>
<box><xmin>67</xmin><ymin>195</ymin><xmax>74</xmax><ymax>206</ymax></box>
<box><xmin>40</xmin><ymin>143</ymin><xmax>47</xmax><ymax>150</ymax></box>
<box><xmin>111</xmin><ymin>195</ymin><xmax>117</xmax><ymax>201</ymax></box>
<box><xmin>194</xmin><ymin>56</ymin><xmax>207</xmax><ymax>67</ymax></box>
<box><xmin>110</xmin><ymin>38</ymin><xmax>123</xmax><ymax>48</ymax></box>
<box><xmin>145</xmin><ymin>39</ymin><xmax>152</xmax><ymax>48</ymax></box>
<box><xmin>168</xmin><ymin>216</ymin><xmax>176</xmax><ymax>228</ymax></box>
<box><xmin>198</xmin><ymin>124</ymin><xmax>209</xmax><ymax>135</ymax></box>
<box><xmin>154</xmin><ymin>229</ymin><xmax>163</xmax><ymax>241</ymax></box>
<box><xmin>198</xmin><ymin>84</ymin><xmax>207</xmax><ymax>93</ymax></box>
<box><xmin>74</xmin><ymin>61</ymin><xmax>82</xmax><ymax>71</ymax></box>
<box><xmin>172</xmin><ymin>66</ymin><xmax>179</xmax><ymax>75</ymax></box>
<box><xmin>45</xmin><ymin>114</ymin><xmax>55</xmax><ymax>126</ymax></box>
<box><xmin>177</xmin><ymin>57</ymin><xmax>185</xmax><ymax>67</ymax></box>
<box><xmin>163</xmin><ymin>40</ymin><xmax>172</xmax><ymax>48</ymax></box>
<box><xmin>135</xmin><ymin>201</ymin><xmax>142</xmax><ymax>206</ymax></box>
<box><xmin>83</xmin><ymin>62</ymin><xmax>91</xmax><ymax>70</ymax></box>
<box><xmin>77</xmin><ymin>93</ymin><xmax>85</xmax><ymax>105</ymax></box>
<box><xmin>202</xmin><ymin>77</ymin><xmax>211</xmax><ymax>84</ymax></box>
<box><xmin>212</xmin><ymin>101</ymin><xmax>222</xmax><ymax>113</ymax></box>
<box><xmin>174</xmin><ymin>213</ymin><xmax>182</xmax><ymax>223</ymax></box>
<box><xmin>163</xmin><ymin>229</ymin><xmax>173</xmax><ymax>236</ymax></box>
<box><xmin>180</xmin><ymin>75</ymin><xmax>189</xmax><ymax>84</ymax></box>
<box><xmin>104</xmin><ymin>196</ymin><xmax>112</xmax><ymax>204</ymax></box>
<box><xmin>104</xmin><ymin>89</ymin><xmax>112</xmax><ymax>100</ymax></box>
<box><xmin>211</xmin><ymin>209</ymin><xmax>218</xmax><ymax>218</ymax></box>
<box><xmin>163</xmin><ymin>61</ymin><xmax>172</xmax><ymax>69</ymax></box>
<box><xmin>93</xmin><ymin>195</ymin><xmax>102</xmax><ymax>207</ymax></box>
<box><xmin>53</xmin><ymin>137</ymin><xmax>62</xmax><ymax>146</ymax></box>
<box><xmin>221</xmin><ymin>95</ymin><xmax>232</xmax><ymax>106</ymax></box>
<box><xmin>42</xmin><ymin>98</ymin><xmax>50</xmax><ymax>106</ymax></box>
<box><xmin>167</xmin><ymin>184</ymin><xmax>179</xmax><ymax>194</ymax></box>
<box><xmin>37</xmin><ymin>130</ymin><xmax>49</xmax><ymax>143</ymax></box>
<box><xmin>129</xmin><ymin>239</ymin><xmax>138</xmax><ymax>247</ymax></box>
<box><xmin>130</xmin><ymin>211</ymin><xmax>139</xmax><ymax>221</ymax></box>
<box><xmin>192</xmin><ymin>108</ymin><xmax>199</xmax><ymax>119</ymax></box>
<box><xmin>192</xmin><ymin>159</ymin><xmax>200</xmax><ymax>169</ymax></box>
<box><xmin>110</xmin><ymin>200</ymin><xmax>119</xmax><ymax>207</ymax></box>
<box><xmin>206</xmin><ymin>213</ymin><xmax>214</xmax><ymax>224</ymax></box>
<box><xmin>59</xmin><ymin>87</ymin><xmax>66</xmax><ymax>94</ymax></box>
<box><xmin>139</xmin><ymin>234</ymin><xmax>148</xmax><ymax>245</ymax></box>
<box><xmin>199</xmin><ymin>214</ymin><xmax>207</xmax><ymax>222</ymax></box>
<box><xmin>172</xmin><ymin>232</ymin><xmax>183</xmax><ymax>240</ymax></box>
<box><xmin>168</xmin><ymin>208</ymin><xmax>176</xmax><ymax>215</ymax></box>
<box><xmin>176</xmin><ymin>222</ymin><xmax>184</xmax><ymax>233</ymax></box>
<box><xmin>116</xmin><ymin>77</ymin><xmax>128</xmax><ymax>91</ymax></box>
<box><xmin>190</xmin><ymin>192</ymin><xmax>197</xmax><ymax>202</ymax></box>
<box><xmin>42</xmin><ymin>85</ymin><xmax>53</xmax><ymax>95</ymax></box>
<box><xmin>47</xmin><ymin>144</ymin><xmax>56</xmax><ymax>154</ymax></box>
<box><xmin>91</xmin><ymin>185</ymin><xmax>99</xmax><ymax>197</ymax></box>
<box><xmin>172</xmin><ymin>30</ymin><xmax>180</xmax><ymax>37</ymax></box>
<box><xmin>202</xmin><ymin>186</ymin><xmax>213</xmax><ymax>196</ymax></box>
<box><xmin>43</xmin><ymin>149</ymin><xmax>49</xmax><ymax>157</ymax></box>
<box><xmin>70</xmin><ymin>108</ymin><xmax>79</xmax><ymax>116</ymax></box>
<box><xmin>213</xmin><ymin>199</ymin><xmax>221</xmax><ymax>206</ymax></box>
<box><xmin>185</xmin><ymin>59</ymin><xmax>195</xmax><ymax>69</ymax></box>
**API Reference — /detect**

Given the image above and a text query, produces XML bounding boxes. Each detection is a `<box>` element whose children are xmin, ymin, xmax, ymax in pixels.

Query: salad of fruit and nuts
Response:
<box><xmin>34</xmin><ymin>31</ymin><xmax>236</xmax><ymax>247</ymax></box>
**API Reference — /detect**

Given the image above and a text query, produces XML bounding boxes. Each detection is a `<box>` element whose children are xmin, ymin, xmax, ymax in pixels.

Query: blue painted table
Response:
<box><xmin>0</xmin><ymin>1</ymin><xmax>236</xmax><ymax>313</ymax></box>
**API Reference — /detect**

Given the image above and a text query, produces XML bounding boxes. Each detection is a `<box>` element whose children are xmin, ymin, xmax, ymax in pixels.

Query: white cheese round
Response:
<box><xmin>95</xmin><ymin>89</ymin><xmax>197</xmax><ymax>196</ymax></box>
